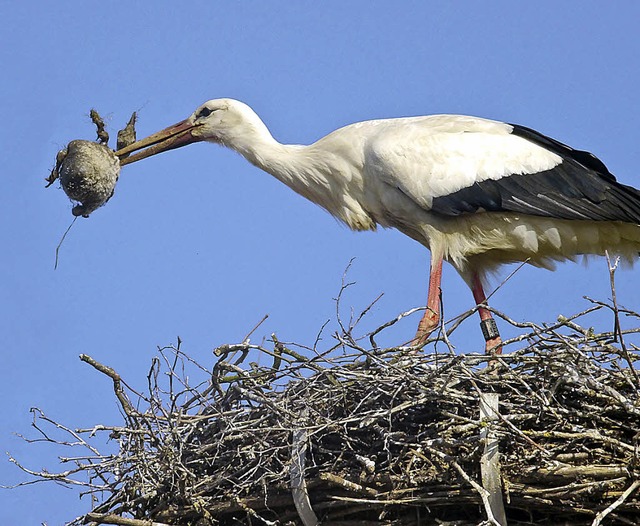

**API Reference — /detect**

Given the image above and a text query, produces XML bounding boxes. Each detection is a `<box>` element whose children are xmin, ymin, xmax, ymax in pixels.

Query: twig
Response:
<box><xmin>334</xmin><ymin>258</ymin><xmax>357</xmax><ymax>339</ymax></box>
<box><xmin>425</xmin><ymin>446</ymin><xmax>502</xmax><ymax>526</ymax></box>
<box><xmin>606</xmin><ymin>252</ymin><xmax>640</xmax><ymax>387</ymax></box>
<box><xmin>368</xmin><ymin>306</ymin><xmax>425</xmax><ymax>349</ymax></box>
<box><xmin>85</xmin><ymin>513</ymin><xmax>170</xmax><ymax>526</ymax></box>
<box><xmin>319</xmin><ymin>472</ymin><xmax>378</xmax><ymax>496</ymax></box>
<box><xmin>484</xmin><ymin>258</ymin><xmax>530</xmax><ymax>304</ymax></box>
<box><xmin>79</xmin><ymin>354</ymin><xmax>137</xmax><ymax>420</ymax></box>
<box><xmin>242</xmin><ymin>313</ymin><xmax>269</xmax><ymax>344</ymax></box>
<box><xmin>591</xmin><ymin>479</ymin><xmax>640</xmax><ymax>526</ymax></box>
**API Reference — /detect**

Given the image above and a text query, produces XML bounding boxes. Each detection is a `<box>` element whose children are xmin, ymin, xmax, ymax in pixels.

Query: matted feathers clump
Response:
<box><xmin>46</xmin><ymin>110</ymin><xmax>136</xmax><ymax>217</ymax></box>
<box><xmin>9</xmin><ymin>300</ymin><xmax>640</xmax><ymax>525</ymax></box>
<box><xmin>58</xmin><ymin>140</ymin><xmax>120</xmax><ymax>217</ymax></box>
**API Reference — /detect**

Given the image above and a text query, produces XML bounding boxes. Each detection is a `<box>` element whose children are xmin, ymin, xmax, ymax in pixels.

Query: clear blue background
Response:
<box><xmin>2</xmin><ymin>2</ymin><xmax>639</xmax><ymax>524</ymax></box>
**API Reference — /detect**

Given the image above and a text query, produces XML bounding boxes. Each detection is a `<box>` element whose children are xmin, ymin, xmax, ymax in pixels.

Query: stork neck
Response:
<box><xmin>220</xmin><ymin>116</ymin><xmax>373</xmax><ymax>231</ymax></box>
<box><xmin>224</xmin><ymin>125</ymin><xmax>322</xmax><ymax>193</ymax></box>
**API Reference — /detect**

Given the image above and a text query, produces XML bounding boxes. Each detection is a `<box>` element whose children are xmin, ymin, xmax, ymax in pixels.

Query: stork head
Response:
<box><xmin>116</xmin><ymin>98</ymin><xmax>263</xmax><ymax>165</ymax></box>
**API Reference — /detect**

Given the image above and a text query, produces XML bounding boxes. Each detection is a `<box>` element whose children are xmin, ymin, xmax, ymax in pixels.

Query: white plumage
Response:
<box><xmin>116</xmin><ymin>99</ymin><xmax>640</xmax><ymax>352</ymax></box>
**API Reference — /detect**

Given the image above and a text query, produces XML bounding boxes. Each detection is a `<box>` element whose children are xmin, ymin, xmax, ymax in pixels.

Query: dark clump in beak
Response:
<box><xmin>115</xmin><ymin>119</ymin><xmax>204</xmax><ymax>166</ymax></box>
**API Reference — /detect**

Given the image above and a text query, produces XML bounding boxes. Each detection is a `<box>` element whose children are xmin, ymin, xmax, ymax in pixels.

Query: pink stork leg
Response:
<box><xmin>412</xmin><ymin>256</ymin><xmax>443</xmax><ymax>346</ymax></box>
<box><xmin>471</xmin><ymin>273</ymin><xmax>502</xmax><ymax>354</ymax></box>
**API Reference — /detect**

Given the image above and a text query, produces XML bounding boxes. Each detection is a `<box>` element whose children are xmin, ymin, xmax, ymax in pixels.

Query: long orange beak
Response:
<box><xmin>115</xmin><ymin>119</ymin><xmax>204</xmax><ymax>166</ymax></box>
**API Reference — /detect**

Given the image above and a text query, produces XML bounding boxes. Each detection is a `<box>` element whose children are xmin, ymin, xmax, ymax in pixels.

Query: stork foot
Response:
<box><xmin>411</xmin><ymin>308</ymin><xmax>439</xmax><ymax>347</ymax></box>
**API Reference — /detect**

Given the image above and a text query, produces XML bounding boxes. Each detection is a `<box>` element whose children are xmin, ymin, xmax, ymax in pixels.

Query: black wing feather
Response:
<box><xmin>430</xmin><ymin>124</ymin><xmax>640</xmax><ymax>224</ymax></box>
<box><xmin>510</xmin><ymin>124</ymin><xmax>616</xmax><ymax>182</ymax></box>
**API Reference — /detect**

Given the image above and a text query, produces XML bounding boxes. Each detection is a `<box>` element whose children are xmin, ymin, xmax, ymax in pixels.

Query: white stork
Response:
<box><xmin>115</xmin><ymin>99</ymin><xmax>640</xmax><ymax>353</ymax></box>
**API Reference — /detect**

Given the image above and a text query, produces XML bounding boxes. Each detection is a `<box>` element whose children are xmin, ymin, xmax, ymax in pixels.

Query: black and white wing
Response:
<box><xmin>368</xmin><ymin>115</ymin><xmax>640</xmax><ymax>224</ymax></box>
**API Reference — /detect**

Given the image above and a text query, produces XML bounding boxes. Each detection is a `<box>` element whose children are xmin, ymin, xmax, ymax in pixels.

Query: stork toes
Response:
<box><xmin>410</xmin><ymin>268</ymin><xmax>505</xmax><ymax>354</ymax></box>
<box><xmin>412</xmin><ymin>307</ymin><xmax>504</xmax><ymax>354</ymax></box>
<box><xmin>412</xmin><ymin>308</ymin><xmax>440</xmax><ymax>347</ymax></box>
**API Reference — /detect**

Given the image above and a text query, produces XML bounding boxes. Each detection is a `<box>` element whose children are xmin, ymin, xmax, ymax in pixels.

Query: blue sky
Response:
<box><xmin>2</xmin><ymin>2</ymin><xmax>640</xmax><ymax>523</ymax></box>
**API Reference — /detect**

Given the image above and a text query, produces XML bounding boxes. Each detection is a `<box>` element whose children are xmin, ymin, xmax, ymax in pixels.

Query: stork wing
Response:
<box><xmin>368</xmin><ymin>118</ymin><xmax>640</xmax><ymax>224</ymax></box>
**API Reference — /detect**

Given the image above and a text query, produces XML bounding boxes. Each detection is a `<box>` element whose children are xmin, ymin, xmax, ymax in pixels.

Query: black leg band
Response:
<box><xmin>480</xmin><ymin>318</ymin><xmax>500</xmax><ymax>341</ymax></box>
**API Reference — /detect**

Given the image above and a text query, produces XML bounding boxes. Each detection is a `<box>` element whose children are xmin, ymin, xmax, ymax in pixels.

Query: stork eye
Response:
<box><xmin>196</xmin><ymin>107</ymin><xmax>215</xmax><ymax>119</ymax></box>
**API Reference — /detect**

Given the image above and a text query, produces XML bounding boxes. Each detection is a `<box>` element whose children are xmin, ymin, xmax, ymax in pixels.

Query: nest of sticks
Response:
<box><xmin>10</xmin><ymin>284</ymin><xmax>640</xmax><ymax>525</ymax></box>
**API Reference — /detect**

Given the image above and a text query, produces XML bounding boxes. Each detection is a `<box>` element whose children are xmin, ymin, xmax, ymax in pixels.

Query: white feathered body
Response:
<box><xmin>197</xmin><ymin>100</ymin><xmax>640</xmax><ymax>284</ymax></box>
